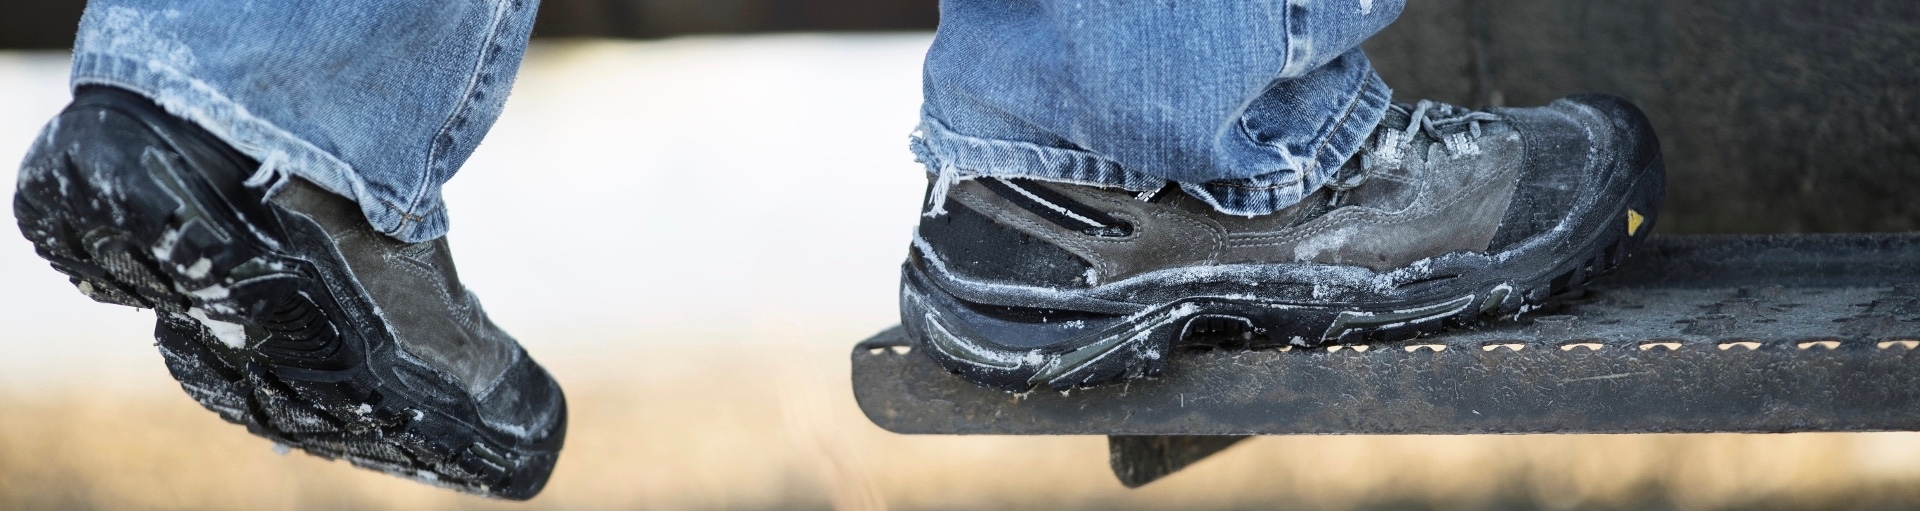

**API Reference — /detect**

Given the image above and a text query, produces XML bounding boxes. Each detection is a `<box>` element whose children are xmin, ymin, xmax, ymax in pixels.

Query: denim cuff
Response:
<box><xmin>910</xmin><ymin>115</ymin><xmax>1172</xmax><ymax>192</ymax></box>
<box><xmin>912</xmin><ymin>69</ymin><xmax>1393</xmax><ymax>217</ymax></box>
<box><xmin>1192</xmin><ymin>68</ymin><xmax>1393</xmax><ymax>216</ymax></box>
<box><xmin>69</xmin><ymin>52</ymin><xmax>447</xmax><ymax>243</ymax></box>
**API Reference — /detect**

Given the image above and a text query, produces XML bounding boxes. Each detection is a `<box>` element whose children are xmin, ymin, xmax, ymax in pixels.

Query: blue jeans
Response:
<box><xmin>69</xmin><ymin>0</ymin><xmax>539</xmax><ymax>243</ymax></box>
<box><xmin>66</xmin><ymin>0</ymin><xmax>1402</xmax><ymax>242</ymax></box>
<box><xmin>916</xmin><ymin>0</ymin><xmax>1405</xmax><ymax>215</ymax></box>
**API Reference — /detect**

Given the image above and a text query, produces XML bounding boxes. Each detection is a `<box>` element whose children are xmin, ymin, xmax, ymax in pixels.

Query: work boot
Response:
<box><xmin>13</xmin><ymin>86</ymin><xmax>565</xmax><ymax>499</ymax></box>
<box><xmin>902</xmin><ymin>94</ymin><xmax>1666</xmax><ymax>391</ymax></box>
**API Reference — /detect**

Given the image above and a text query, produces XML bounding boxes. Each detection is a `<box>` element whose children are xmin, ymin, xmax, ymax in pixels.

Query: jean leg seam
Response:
<box><xmin>402</xmin><ymin>0</ymin><xmax>523</xmax><ymax>231</ymax></box>
<box><xmin>1298</xmin><ymin>66</ymin><xmax>1375</xmax><ymax>184</ymax></box>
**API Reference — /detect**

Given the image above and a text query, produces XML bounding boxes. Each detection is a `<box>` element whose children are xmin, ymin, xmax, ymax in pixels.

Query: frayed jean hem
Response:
<box><xmin>69</xmin><ymin>52</ymin><xmax>449</xmax><ymax>243</ymax></box>
<box><xmin>910</xmin><ymin>72</ymin><xmax>1393</xmax><ymax>217</ymax></box>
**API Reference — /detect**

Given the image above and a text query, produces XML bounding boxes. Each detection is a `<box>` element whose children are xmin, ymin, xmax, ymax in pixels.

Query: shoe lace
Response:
<box><xmin>1330</xmin><ymin>100</ymin><xmax>1500</xmax><ymax>207</ymax></box>
<box><xmin>1404</xmin><ymin>100</ymin><xmax>1500</xmax><ymax>158</ymax></box>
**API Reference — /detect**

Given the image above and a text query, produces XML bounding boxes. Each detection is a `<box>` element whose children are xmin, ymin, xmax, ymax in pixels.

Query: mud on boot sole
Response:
<box><xmin>12</xmin><ymin>87</ymin><xmax>557</xmax><ymax>499</ymax></box>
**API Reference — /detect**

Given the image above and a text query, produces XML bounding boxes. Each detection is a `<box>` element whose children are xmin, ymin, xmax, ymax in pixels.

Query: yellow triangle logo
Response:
<box><xmin>1627</xmin><ymin>209</ymin><xmax>1645</xmax><ymax>236</ymax></box>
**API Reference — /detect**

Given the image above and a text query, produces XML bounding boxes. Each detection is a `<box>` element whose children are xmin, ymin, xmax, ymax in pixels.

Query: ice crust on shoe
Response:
<box><xmin>910</xmin><ymin>225</ymin><xmax>1465</xmax><ymax>313</ymax></box>
<box><xmin>187</xmin><ymin>307</ymin><xmax>248</xmax><ymax>348</ymax></box>
<box><xmin>900</xmin><ymin>94</ymin><xmax>1667</xmax><ymax>391</ymax></box>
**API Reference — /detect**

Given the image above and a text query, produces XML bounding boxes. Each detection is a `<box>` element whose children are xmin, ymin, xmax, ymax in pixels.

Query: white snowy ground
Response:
<box><xmin>0</xmin><ymin>34</ymin><xmax>932</xmax><ymax>387</ymax></box>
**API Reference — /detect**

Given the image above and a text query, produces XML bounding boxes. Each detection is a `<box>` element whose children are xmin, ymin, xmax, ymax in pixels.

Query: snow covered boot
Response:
<box><xmin>901</xmin><ymin>94</ymin><xmax>1666</xmax><ymax>391</ymax></box>
<box><xmin>13</xmin><ymin>86</ymin><xmax>565</xmax><ymax>499</ymax></box>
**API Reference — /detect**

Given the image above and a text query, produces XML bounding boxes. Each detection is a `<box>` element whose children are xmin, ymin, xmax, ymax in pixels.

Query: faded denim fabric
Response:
<box><xmin>69</xmin><ymin>0</ymin><xmax>539</xmax><ymax>243</ymax></box>
<box><xmin>68</xmin><ymin>0</ymin><xmax>1401</xmax><ymax>239</ymax></box>
<box><xmin>913</xmin><ymin>0</ymin><xmax>1405</xmax><ymax>216</ymax></box>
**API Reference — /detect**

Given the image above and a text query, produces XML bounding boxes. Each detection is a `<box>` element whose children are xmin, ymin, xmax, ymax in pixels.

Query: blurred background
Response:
<box><xmin>2</xmin><ymin>1</ymin><xmax>1918</xmax><ymax>510</ymax></box>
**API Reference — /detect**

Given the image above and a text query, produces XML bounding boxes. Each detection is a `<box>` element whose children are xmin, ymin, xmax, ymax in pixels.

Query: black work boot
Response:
<box><xmin>13</xmin><ymin>86</ymin><xmax>565</xmax><ymax>499</ymax></box>
<box><xmin>903</xmin><ymin>94</ymin><xmax>1666</xmax><ymax>391</ymax></box>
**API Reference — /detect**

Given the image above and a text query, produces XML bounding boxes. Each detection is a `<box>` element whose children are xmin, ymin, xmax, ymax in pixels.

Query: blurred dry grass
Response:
<box><xmin>8</xmin><ymin>327</ymin><xmax>1920</xmax><ymax>511</ymax></box>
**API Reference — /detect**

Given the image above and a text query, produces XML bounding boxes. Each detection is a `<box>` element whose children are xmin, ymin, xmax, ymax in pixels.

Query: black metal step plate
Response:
<box><xmin>853</xmin><ymin>234</ymin><xmax>1920</xmax><ymax>435</ymax></box>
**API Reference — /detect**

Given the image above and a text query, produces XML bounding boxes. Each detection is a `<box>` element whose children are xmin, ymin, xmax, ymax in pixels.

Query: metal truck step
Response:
<box><xmin>851</xmin><ymin>233</ymin><xmax>1920</xmax><ymax>486</ymax></box>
